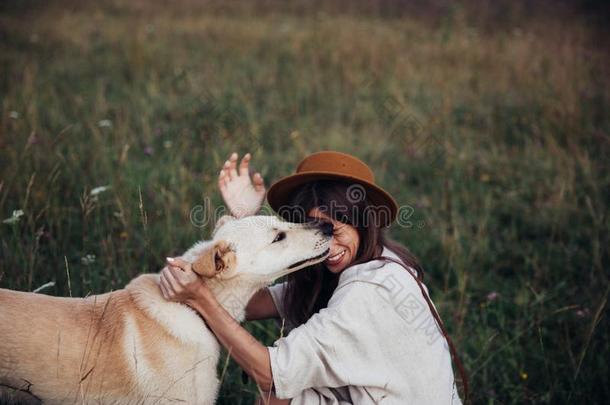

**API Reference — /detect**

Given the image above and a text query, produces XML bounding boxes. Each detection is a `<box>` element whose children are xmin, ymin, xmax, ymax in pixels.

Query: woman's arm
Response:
<box><xmin>256</xmin><ymin>392</ymin><xmax>290</xmax><ymax>405</ymax></box>
<box><xmin>245</xmin><ymin>288</ymin><xmax>280</xmax><ymax>321</ymax></box>
<box><xmin>187</xmin><ymin>289</ymin><xmax>275</xmax><ymax>390</ymax></box>
<box><xmin>160</xmin><ymin>259</ymin><xmax>275</xmax><ymax>391</ymax></box>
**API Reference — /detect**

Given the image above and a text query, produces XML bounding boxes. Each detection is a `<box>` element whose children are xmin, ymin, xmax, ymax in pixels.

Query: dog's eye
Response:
<box><xmin>272</xmin><ymin>232</ymin><xmax>286</xmax><ymax>243</ymax></box>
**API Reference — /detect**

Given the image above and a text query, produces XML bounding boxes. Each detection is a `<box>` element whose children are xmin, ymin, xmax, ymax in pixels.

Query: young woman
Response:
<box><xmin>160</xmin><ymin>151</ymin><xmax>464</xmax><ymax>404</ymax></box>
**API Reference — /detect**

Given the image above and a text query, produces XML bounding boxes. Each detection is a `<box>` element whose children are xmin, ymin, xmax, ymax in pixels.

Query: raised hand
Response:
<box><xmin>218</xmin><ymin>152</ymin><xmax>266</xmax><ymax>218</ymax></box>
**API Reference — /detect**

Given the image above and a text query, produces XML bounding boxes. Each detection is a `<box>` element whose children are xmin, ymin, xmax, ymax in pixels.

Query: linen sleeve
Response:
<box><xmin>287</xmin><ymin>387</ymin><xmax>352</xmax><ymax>405</ymax></box>
<box><xmin>267</xmin><ymin>282</ymin><xmax>392</xmax><ymax>400</ymax></box>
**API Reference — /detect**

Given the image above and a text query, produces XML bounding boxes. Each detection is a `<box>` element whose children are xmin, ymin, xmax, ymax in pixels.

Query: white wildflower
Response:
<box><xmin>9</xmin><ymin>111</ymin><xmax>19</xmax><ymax>119</ymax></box>
<box><xmin>98</xmin><ymin>119</ymin><xmax>113</xmax><ymax>128</ymax></box>
<box><xmin>90</xmin><ymin>185</ymin><xmax>111</xmax><ymax>196</ymax></box>
<box><xmin>3</xmin><ymin>209</ymin><xmax>24</xmax><ymax>224</ymax></box>
<box><xmin>81</xmin><ymin>254</ymin><xmax>96</xmax><ymax>265</ymax></box>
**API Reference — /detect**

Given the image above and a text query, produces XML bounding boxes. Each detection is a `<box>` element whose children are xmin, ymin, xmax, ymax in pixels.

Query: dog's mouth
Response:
<box><xmin>288</xmin><ymin>248</ymin><xmax>330</xmax><ymax>269</ymax></box>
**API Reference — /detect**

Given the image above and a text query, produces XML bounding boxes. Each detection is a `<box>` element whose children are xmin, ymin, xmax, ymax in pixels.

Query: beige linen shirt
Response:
<box><xmin>267</xmin><ymin>247</ymin><xmax>462</xmax><ymax>404</ymax></box>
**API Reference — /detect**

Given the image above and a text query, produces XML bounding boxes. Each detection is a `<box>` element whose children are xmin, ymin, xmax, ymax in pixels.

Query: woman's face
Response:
<box><xmin>308</xmin><ymin>207</ymin><xmax>360</xmax><ymax>274</ymax></box>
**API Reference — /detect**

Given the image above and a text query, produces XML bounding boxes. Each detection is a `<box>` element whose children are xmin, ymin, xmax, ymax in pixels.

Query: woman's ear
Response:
<box><xmin>213</xmin><ymin>215</ymin><xmax>235</xmax><ymax>236</ymax></box>
<box><xmin>192</xmin><ymin>240</ymin><xmax>237</xmax><ymax>278</ymax></box>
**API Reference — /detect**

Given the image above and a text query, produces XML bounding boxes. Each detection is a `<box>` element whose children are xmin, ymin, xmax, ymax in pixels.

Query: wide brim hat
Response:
<box><xmin>267</xmin><ymin>151</ymin><xmax>398</xmax><ymax>227</ymax></box>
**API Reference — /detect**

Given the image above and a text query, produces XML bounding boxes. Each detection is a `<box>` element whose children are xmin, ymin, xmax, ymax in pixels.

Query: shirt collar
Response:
<box><xmin>337</xmin><ymin>245</ymin><xmax>402</xmax><ymax>286</ymax></box>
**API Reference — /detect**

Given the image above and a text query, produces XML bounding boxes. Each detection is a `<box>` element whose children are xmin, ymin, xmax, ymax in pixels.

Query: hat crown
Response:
<box><xmin>296</xmin><ymin>151</ymin><xmax>375</xmax><ymax>183</ymax></box>
<box><xmin>267</xmin><ymin>150</ymin><xmax>398</xmax><ymax>227</ymax></box>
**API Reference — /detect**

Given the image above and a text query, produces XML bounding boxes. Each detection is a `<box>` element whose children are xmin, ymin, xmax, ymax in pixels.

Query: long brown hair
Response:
<box><xmin>279</xmin><ymin>180</ymin><xmax>423</xmax><ymax>326</ymax></box>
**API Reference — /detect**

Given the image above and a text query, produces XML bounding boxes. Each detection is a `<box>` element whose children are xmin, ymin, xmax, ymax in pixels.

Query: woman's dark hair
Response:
<box><xmin>281</xmin><ymin>180</ymin><xmax>423</xmax><ymax>326</ymax></box>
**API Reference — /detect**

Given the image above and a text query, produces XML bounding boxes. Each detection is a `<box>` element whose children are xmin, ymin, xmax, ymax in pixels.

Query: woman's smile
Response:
<box><xmin>325</xmin><ymin>249</ymin><xmax>346</xmax><ymax>265</ymax></box>
<box><xmin>308</xmin><ymin>207</ymin><xmax>360</xmax><ymax>273</ymax></box>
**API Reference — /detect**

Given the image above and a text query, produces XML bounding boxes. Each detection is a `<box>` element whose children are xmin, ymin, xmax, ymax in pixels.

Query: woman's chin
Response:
<box><xmin>325</xmin><ymin>259</ymin><xmax>349</xmax><ymax>273</ymax></box>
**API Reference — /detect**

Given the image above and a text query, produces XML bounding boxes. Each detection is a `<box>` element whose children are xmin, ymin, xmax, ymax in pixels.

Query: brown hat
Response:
<box><xmin>267</xmin><ymin>151</ymin><xmax>398</xmax><ymax>227</ymax></box>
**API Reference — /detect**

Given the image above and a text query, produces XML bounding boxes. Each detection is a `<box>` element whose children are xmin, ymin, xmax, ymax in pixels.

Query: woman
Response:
<box><xmin>160</xmin><ymin>151</ymin><xmax>464</xmax><ymax>404</ymax></box>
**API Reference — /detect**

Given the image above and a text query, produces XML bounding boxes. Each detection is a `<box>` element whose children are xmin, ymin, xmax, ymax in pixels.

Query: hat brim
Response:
<box><xmin>267</xmin><ymin>171</ymin><xmax>398</xmax><ymax>227</ymax></box>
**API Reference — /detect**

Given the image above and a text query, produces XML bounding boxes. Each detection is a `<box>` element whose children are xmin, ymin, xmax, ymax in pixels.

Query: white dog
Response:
<box><xmin>0</xmin><ymin>215</ymin><xmax>331</xmax><ymax>404</ymax></box>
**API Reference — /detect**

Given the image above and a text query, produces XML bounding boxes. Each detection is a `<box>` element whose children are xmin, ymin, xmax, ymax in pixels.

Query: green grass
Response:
<box><xmin>1</xmin><ymin>1</ymin><xmax>609</xmax><ymax>403</ymax></box>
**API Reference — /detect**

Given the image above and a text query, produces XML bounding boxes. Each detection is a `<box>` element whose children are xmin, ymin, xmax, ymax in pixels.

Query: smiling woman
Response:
<box><xmin>274</xmin><ymin>179</ymin><xmax>424</xmax><ymax>329</ymax></box>
<box><xmin>161</xmin><ymin>151</ymin><xmax>464</xmax><ymax>404</ymax></box>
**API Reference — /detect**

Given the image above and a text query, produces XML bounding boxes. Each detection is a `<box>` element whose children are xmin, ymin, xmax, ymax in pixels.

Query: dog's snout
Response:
<box><xmin>318</xmin><ymin>221</ymin><xmax>334</xmax><ymax>237</ymax></box>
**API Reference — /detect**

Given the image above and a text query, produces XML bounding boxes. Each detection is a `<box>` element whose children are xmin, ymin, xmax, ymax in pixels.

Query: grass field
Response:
<box><xmin>1</xmin><ymin>1</ymin><xmax>609</xmax><ymax>403</ymax></box>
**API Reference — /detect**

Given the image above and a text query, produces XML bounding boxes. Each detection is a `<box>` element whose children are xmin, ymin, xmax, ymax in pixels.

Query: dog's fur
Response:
<box><xmin>0</xmin><ymin>215</ymin><xmax>331</xmax><ymax>404</ymax></box>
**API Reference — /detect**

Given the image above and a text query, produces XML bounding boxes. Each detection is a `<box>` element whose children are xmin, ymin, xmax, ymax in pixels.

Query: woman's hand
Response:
<box><xmin>218</xmin><ymin>152</ymin><xmax>266</xmax><ymax>218</ymax></box>
<box><xmin>159</xmin><ymin>257</ymin><xmax>211</xmax><ymax>305</ymax></box>
<box><xmin>161</xmin><ymin>258</ymin><xmax>275</xmax><ymax>392</ymax></box>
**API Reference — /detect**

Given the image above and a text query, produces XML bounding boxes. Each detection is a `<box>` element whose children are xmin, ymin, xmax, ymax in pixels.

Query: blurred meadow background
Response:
<box><xmin>1</xmin><ymin>0</ymin><xmax>609</xmax><ymax>403</ymax></box>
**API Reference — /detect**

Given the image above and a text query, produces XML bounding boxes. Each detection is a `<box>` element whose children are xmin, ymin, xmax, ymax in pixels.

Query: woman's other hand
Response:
<box><xmin>218</xmin><ymin>152</ymin><xmax>266</xmax><ymax>218</ymax></box>
<box><xmin>159</xmin><ymin>257</ymin><xmax>210</xmax><ymax>305</ymax></box>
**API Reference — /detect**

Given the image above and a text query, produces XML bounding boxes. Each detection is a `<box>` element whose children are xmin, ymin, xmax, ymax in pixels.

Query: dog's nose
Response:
<box><xmin>319</xmin><ymin>221</ymin><xmax>334</xmax><ymax>237</ymax></box>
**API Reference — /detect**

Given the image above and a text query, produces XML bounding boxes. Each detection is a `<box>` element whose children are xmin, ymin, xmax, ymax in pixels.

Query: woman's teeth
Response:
<box><xmin>326</xmin><ymin>250</ymin><xmax>346</xmax><ymax>265</ymax></box>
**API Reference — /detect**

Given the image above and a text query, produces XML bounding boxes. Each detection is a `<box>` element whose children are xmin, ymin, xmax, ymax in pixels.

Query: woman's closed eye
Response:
<box><xmin>272</xmin><ymin>232</ymin><xmax>286</xmax><ymax>243</ymax></box>
<box><xmin>332</xmin><ymin>225</ymin><xmax>345</xmax><ymax>236</ymax></box>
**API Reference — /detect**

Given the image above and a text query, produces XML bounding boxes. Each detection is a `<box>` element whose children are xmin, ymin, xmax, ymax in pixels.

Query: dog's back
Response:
<box><xmin>0</xmin><ymin>275</ymin><xmax>220</xmax><ymax>404</ymax></box>
<box><xmin>0</xmin><ymin>286</ymin><xmax>139</xmax><ymax>403</ymax></box>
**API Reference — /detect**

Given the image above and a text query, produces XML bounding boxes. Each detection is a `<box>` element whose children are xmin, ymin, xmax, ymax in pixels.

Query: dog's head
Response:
<box><xmin>189</xmin><ymin>215</ymin><xmax>332</xmax><ymax>282</ymax></box>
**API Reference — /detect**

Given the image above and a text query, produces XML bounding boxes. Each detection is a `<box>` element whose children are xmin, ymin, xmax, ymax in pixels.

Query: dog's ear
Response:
<box><xmin>192</xmin><ymin>240</ymin><xmax>237</xmax><ymax>278</ymax></box>
<box><xmin>213</xmin><ymin>215</ymin><xmax>235</xmax><ymax>236</ymax></box>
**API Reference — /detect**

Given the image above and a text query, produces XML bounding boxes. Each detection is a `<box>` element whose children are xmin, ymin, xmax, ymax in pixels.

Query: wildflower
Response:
<box><xmin>81</xmin><ymin>254</ymin><xmax>96</xmax><ymax>265</ymax></box>
<box><xmin>26</xmin><ymin>133</ymin><xmax>39</xmax><ymax>146</ymax></box>
<box><xmin>3</xmin><ymin>209</ymin><xmax>24</xmax><ymax>224</ymax></box>
<box><xmin>144</xmin><ymin>146</ymin><xmax>154</xmax><ymax>156</ymax></box>
<box><xmin>90</xmin><ymin>185</ymin><xmax>111</xmax><ymax>196</ymax></box>
<box><xmin>9</xmin><ymin>111</ymin><xmax>19</xmax><ymax>119</ymax></box>
<box><xmin>520</xmin><ymin>371</ymin><xmax>528</xmax><ymax>380</ymax></box>
<box><xmin>119</xmin><ymin>231</ymin><xmax>128</xmax><ymax>240</ymax></box>
<box><xmin>98</xmin><ymin>119</ymin><xmax>113</xmax><ymax>128</ymax></box>
<box><xmin>487</xmin><ymin>291</ymin><xmax>500</xmax><ymax>302</ymax></box>
<box><xmin>415</xmin><ymin>196</ymin><xmax>431</xmax><ymax>208</ymax></box>
<box><xmin>575</xmin><ymin>308</ymin><xmax>590</xmax><ymax>318</ymax></box>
